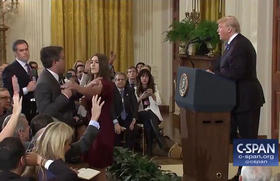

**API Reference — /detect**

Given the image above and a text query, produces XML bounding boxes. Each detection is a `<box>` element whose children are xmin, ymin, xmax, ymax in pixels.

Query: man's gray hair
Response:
<box><xmin>2</xmin><ymin>113</ymin><xmax>27</xmax><ymax>137</ymax></box>
<box><xmin>241</xmin><ymin>166</ymin><xmax>272</xmax><ymax>181</ymax></box>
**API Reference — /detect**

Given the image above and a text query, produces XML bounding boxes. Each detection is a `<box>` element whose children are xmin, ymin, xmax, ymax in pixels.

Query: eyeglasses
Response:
<box><xmin>116</xmin><ymin>78</ymin><xmax>125</xmax><ymax>81</ymax></box>
<box><xmin>0</xmin><ymin>96</ymin><xmax>11</xmax><ymax>100</ymax></box>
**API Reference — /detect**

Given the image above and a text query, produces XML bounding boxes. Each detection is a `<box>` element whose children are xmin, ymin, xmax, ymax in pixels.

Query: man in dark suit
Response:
<box><xmin>34</xmin><ymin>46</ymin><xmax>76</xmax><ymax>127</ymax></box>
<box><xmin>2</xmin><ymin>40</ymin><xmax>37</xmax><ymax>122</ymax></box>
<box><xmin>0</xmin><ymin>88</ymin><xmax>12</xmax><ymax>131</ymax></box>
<box><xmin>126</xmin><ymin>66</ymin><xmax>137</xmax><ymax>90</ymax></box>
<box><xmin>112</xmin><ymin>72</ymin><xmax>138</xmax><ymax>149</ymax></box>
<box><xmin>0</xmin><ymin>137</ymin><xmax>79</xmax><ymax>181</ymax></box>
<box><xmin>209</xmin><ymin>16</ymin><xmax>265</xmax><ymax>180</ymax></box>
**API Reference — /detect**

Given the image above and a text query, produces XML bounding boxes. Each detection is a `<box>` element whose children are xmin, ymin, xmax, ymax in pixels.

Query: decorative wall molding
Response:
<box><xmin>133</xmin><ymin>0</ymin><xmax>172</xmax><ymax>105</ymax></box>
<box><xmin>5</xmin><ymin>0</ymin><xmax>51</xmax><ymax>70</ymax></box>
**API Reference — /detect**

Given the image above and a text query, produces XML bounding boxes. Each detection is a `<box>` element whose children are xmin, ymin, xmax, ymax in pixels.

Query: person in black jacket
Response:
<box><xmin>112</xmin><ymin>72</ymin><xmax>138</xmax><ymax>149</ymax></box>
<box><xmin>22</xmin><ymin>95</ymin><xmax>103</xmax><ymax>180</ymax></box>
<box><xmin>0</xmin><ymin>137</ymin><xmax>78</xmax><ymax>181</ymax></box>
<box><xmin>208</xmin><ymin>16</ymin><xmax>265</xmax><ymax>181</ymax></box>
<box><xmin>2</xmin><ymin>40</ymin><xmax>37</xmax><ymax>122</ymax></box>
<box><xmin>210</xmin><ymin>15</ymin><xmax>265</xmax><ymax>140</ymax></box>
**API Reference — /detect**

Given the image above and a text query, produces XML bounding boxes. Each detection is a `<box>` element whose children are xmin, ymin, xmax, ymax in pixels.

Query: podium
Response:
<box><xmin>175</xmin><ymin>67</ymin><xmax>236</xmax><ymax>181</ymax></box>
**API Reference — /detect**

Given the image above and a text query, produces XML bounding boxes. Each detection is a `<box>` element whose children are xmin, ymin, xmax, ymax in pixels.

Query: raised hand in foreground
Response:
<box><xmin>91</xmin><ymin>95</ymin><xmax>105</xmax><ymax>121</ymax></box>
<box><xmin>0</xmin><ymin>93</ymin><xmax>22</xmax><ymax>142</ymax></box>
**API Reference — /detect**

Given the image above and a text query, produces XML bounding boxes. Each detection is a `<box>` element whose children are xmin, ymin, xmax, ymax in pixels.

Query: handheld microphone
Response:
<box><xmin>31</xmin><ymin>69</ymin><xmax>37</xmax><ymax>81</ymax></box>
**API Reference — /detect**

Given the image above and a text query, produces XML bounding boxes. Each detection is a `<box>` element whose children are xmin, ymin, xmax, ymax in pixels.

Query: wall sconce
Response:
<box><xmin>185</xmin><ymin>0</ymin><xmax>200</xmax><ymax>25</ymax></box>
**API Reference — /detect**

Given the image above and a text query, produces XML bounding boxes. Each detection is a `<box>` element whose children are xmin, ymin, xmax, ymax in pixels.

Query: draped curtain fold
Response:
<box><xmin>200</xmin><ymin>0</ymin><xmax>225</xmax><ymax>21</ymax></box>
<box><xmin>199</xmin><ymin>0</ymin><xmax>225</xmax><ymax>54</ymax></box>
<box><xmin>51</xmin><ymin>0</ymin><xmax>134</xmax><ymax>72</ymax></box>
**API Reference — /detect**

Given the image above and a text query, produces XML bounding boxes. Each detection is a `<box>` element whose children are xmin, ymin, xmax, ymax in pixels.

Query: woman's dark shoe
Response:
<box><xmin>149</xmin><ymin>119</ymin><xmax>164</xmax><ymax>149</ymax></box>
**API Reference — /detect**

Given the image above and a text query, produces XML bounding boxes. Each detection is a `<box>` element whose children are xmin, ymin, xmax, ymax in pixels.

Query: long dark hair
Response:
<box><xmin>136</xmin><ymin>69</ymin><xmax>155</xmax><ymax>96</ymax></box>
<box><xmin>91</xmin><ymin>53</ymin><xmax>110</xmax><ymax>80</ymax></box>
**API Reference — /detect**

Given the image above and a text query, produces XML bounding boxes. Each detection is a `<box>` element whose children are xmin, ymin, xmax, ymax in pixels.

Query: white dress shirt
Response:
<box><xmin>47</xmin><ymin>68</ymin><xmax>59</xmax><ymax>83</ymax></box>
<box><xmin>16</xmin><ymin>59</ymin><xmax>30</xmax><ymax>95</ymax></box>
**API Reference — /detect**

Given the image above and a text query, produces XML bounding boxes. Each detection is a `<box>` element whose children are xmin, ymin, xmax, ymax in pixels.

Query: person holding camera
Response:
<box><xmin>135</xmin><ymin>69</ymin><xmax>164</xmax><ymax>156</ymax></box>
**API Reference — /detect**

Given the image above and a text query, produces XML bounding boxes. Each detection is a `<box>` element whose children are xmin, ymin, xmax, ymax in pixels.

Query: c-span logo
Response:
<box><xmin>233</xmin><ymin>139</ymin><xmax>279</xmax><ymax>166</ymax></box>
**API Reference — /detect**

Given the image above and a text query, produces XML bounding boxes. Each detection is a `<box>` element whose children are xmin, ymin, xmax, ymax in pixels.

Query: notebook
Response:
<box><xmin>78</xmin><ymin>168</ymin><xmax>100</xmax><ymax>180</ymax></box>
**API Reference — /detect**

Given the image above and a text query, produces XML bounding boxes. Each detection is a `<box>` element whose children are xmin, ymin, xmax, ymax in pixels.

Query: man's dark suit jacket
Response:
<box><xmin>212</xmin><ymin>34</ymin><xmax>265</xmax><ymax>113</ymax></box>
<box><xmin>2</xmin><ymin>60</ymin><xmax>36</xmax><ymax>121</ymax></box>
<box><xmin>112</xmin><ymin>85</ymin><xmax>138</xmax><ymax>124</ymax></box>
<box><xmin>0</xmin><ymin>159</ymin><xmax>78</xmax><ymax>181</ymax></box>
<box><xmin>66</xmin><ymin>125</ymin><xmax>99</xmax><ymax>162</ymax></box>
<box><xmin>34</xmin><ymin>69</ymin><xmax>75</xmax><ymax>126</ymax></box>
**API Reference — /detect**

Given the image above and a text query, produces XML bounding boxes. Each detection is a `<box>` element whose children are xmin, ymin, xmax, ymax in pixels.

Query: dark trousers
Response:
<box><xmin>138</xmin><ymin>110</ymin><xmax>161</xmax><ymax>155</ymax></box>
<box><xmin>230</xmin><ymin>108</ymin><xmax>260</xmax><ymax>141</ymax></box>
<box><xmin>23</xmin><ymin>101</ymin><xmax>37</xmax><ymax>122</ymax></box>
<box><xmin>114</xmin><ymin>117</ymin><xmax>136</xmax><ymax>150</ymax></box>
<box><xmin>230</xmin><ymin>108</ymin><xmax>261</xmax><ymax>177</ymax></box>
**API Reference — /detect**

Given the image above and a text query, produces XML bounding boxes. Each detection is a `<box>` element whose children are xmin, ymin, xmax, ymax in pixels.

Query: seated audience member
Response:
<box><xmin>0</xmin><ymin>96</ymin><xmax>4</xmax><ymax>115</ymax></box>
<box><xmin>135</xmin><ymin>62</ymin><xmax>145</xmax><ymax>73</ymax></box>
<box><xmin>239</xmin><ymin>166</ymin><xmax>272</xmax><ymax>181</ymax></box>
<box><xmin>135</xmin><ymin>69</ymin><xmax>163</xmax><ymax>156</ymax></box>
<box><xmin>72</xmin><ymin>59</ymin><xmax>84</xmax><ymax>70</ymax></box>
<box><xmin>66</xmin><ymin>95</ymin><xmax>104</xmax><ymax>162</ymax></box>
<box><xmin>0</xmin><ymin>137</ymin><xmax>78</xmax><ymax>181</ymax></box>
<box><xmin>75</xmin><ymin>64</ymin><xmax>85</xmax><ymax>83</ymax></box>
<box><xmin>141</xmin><ymin>64</ymin><xmax>151</xmax><ymax>72</ymax></box>
<box><xmin>65</xmin><ymin>68</ymin><xmax>78</xmax><ymax>83</ymax></box>
<box><xmin>79</xmin><ymin>58</ymin><xmax>92</xmax><ymax>86</ymax></box>
<box><xmin>28</xmin><ymin>61</ymin><xmax>39</xmax><ymax>80</ymax></box>
<box><xmin>0</xmin><ymin>63</ymin><xmax>8</xmax><ymax>87</ymax></box>
<box><xmin>23</xmin><ymin>95</ymin><xmax>103</xmax><ymax>180</ymax></box>
<box><xmin>30</xmin><ymin>114</ymin><xmax>54</xmax><ymax>135</ymax></box>
<box><xmin>66</xmin><ymin>69</ymin><xmax>76</xmax><ymax>77</ymax></box>
<box><xmin>0</xmin><ymin>91</ymin><xmax>22</xmax><ymax>142</ymax></box>
<box><xmin>112</xmin><ymin>73</ymin><xmax>138</xmax><ymax>149</ymax></box>
<box><xmin>29</xmin><ymin>61</ymin><xmax>38</xmax><ymax>70</ymax></box>
<box><xmin>2</xmin><ymin>113</ymin><xmax>31</xmax><ymax>146</ymax></box>
<box><xmin>108</xmin><ymin>51</ymin><xmax>116</xmax><ymax>80</ymax></box>
<box><xmin>0</xmin><ymin>88</ymin><xmax>12</xmax><ymax>131</ymax></box>
<box><xmin>126</xmin><ymin>66</ymin><xmax>137</xmax><ymax>90</ymax></box>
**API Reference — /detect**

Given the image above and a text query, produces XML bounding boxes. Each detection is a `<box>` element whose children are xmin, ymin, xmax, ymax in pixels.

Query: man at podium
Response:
<box><xmin>208</xmin><ymin>16</ymin><xmax>265</xmax><ymax>180</ymax></box>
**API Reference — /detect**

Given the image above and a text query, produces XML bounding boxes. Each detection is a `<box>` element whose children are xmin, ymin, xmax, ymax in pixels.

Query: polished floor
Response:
<box><xmin>158</xmin><ymin>112</ymin><xmax>280</xmax><ymax>179</ymax></box>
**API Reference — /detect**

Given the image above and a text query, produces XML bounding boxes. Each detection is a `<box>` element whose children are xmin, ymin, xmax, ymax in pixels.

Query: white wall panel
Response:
<box><xmin>5</xmin><ymin>0</ymin><xmax>51</xmax><ymax>71</ymax></box>
<box><xmin>133</xmin><ymin>0</ymin><xmax>172</xmax><ymax>105</ymax></box>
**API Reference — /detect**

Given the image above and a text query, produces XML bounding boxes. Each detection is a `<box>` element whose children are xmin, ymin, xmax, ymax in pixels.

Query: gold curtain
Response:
<box><xmin>51</xmin><ymin>0</ymin><xmax>134</xmax><ymax>72</ymax></box>
<box><xmin>200</xmin><ymin>0</ymin><xmax>225</xmax><ymax>21</ymax></box>
<box><xmin>199</xmin><ymin>0</ymin><xmax>225</xmax><ymax>54</ymax></box>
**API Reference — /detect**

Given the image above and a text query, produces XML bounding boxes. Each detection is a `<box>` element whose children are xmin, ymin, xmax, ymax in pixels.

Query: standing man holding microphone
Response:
<box><xmin>2</xmin><ymin>39</ymin><xmax>37</xmax><ymax>122</ymax></box>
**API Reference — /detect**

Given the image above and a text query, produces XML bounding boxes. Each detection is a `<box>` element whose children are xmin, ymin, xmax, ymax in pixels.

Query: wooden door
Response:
<box><xmin>272</xmin><ymin>0</ymin><xmax>280</xmax><ymax>138</ymax></box>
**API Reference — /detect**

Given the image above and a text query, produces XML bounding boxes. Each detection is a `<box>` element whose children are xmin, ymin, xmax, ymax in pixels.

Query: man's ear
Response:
<box><xmin>19</xmin><ymin>155</ymin><xmax>26</xmax><ymax>167</ymax></box>
<box><xmin>16</xmin><ymin>130</ymin><xmax>22</xmax><ymax>137</ymax></box>
<box><xmin>227</xmin><ymin>27</ymin><xmax>232</xmax><ymax>33</ymax></box>
<box><xmin>52</xmin><ymin>60</ymin><xmax>57</xmax><ymax>67</ymax></box>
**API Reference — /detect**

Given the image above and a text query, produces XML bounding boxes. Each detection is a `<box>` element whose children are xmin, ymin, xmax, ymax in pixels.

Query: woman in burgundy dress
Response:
<box><xmin>74</xmin><ymin>53</ymin><xmax>114</xmax><ymax>181</ymax></box>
